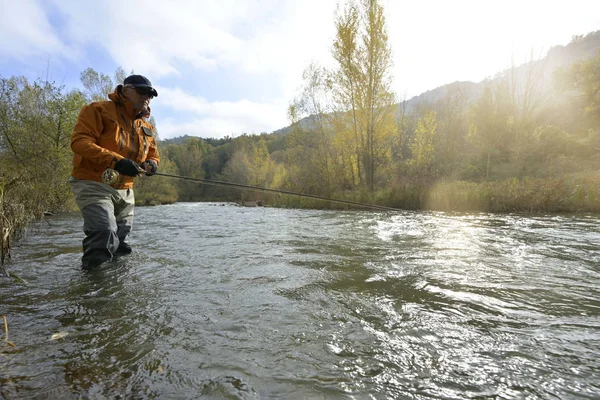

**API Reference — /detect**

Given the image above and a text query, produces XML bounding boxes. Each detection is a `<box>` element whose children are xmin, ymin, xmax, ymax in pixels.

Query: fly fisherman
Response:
<box><xmin>69</xmin><ymin>75</ymin><xmax>160</xmax><ymax>270</ymax></box>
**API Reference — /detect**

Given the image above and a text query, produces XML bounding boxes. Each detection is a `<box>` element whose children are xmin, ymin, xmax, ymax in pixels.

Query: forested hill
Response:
<box><xmin>545</xmin><ymin>30</ymin><xmax>600</xmax><ymax>70</ymax></box>
<box><xmin>271</xmin><ymin>30</ymin><xmax>600</xmax><ymax>138</ymax></box>
<box><xmin>161</xmin><ymin>134</ymin><xmax>230</xmax><ymax>147</ymax></box>
<box><xmin>405</xmin><ymin>31</ymin><xmax>600</xmax><ymax>109</ymax></box>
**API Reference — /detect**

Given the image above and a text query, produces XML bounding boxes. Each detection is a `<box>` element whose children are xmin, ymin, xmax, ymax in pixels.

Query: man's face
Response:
<box><xmin>123</xmin><ymin>85</ymin><xmax>154</xmax><ymax>110</ymax></box>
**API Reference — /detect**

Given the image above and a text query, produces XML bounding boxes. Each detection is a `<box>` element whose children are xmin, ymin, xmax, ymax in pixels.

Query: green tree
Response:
<box><xmin>224</xmin><ymin>136</ymin><xmax>272</xmax><ymax>185</ymax></box>
<box><xmin>221</xmin><ymin>135</ymin><xmax>281</xmax><ymax>202</ymax></box>
<box><xmin>323</xmin><ymin>0</ymin><xmax>398</xmax><ymax>191</ymax></box>
<box><xmin>0</xmin><ymin>76</ymin><xmax>86</xmax><ymax>209</ymax></box>
<box><xmin>0</xmin><ymin>76</ymin><xmax>86</xmax><ymax>261</ymax></box>
<box><xmin>134</xmin><ymin>156</ymin><xmax>178</xmax><ymax>205</ymax></box>
<box><xmin>164</xmin><ymin>137</ymin><xmax>207</xmax><ymax>200</ymax></box>
<box><xmin>284</xmin><ymin>102</ymin><xmax>335</xmax><ymax>195</ymax></box>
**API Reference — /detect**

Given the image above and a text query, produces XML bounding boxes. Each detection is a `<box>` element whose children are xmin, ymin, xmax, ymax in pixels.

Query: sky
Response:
<box><xmin>1</xmin><ymin>0</ymin><xmax>599</xmax><ymax>140</ymax></box>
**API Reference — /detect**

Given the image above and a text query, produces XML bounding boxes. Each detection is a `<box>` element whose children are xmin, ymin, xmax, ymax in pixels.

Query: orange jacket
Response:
<box><xmin>71</xmin><ymin>87</ymin><xmax>160</xmax><ymax>189</ymax></box>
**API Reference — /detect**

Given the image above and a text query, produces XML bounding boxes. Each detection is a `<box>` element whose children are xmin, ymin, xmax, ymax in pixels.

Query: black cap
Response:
<box><xmin>123</xmin><ymin>74</ymin><xmax>158</xmax><ymax>97</ymax></box>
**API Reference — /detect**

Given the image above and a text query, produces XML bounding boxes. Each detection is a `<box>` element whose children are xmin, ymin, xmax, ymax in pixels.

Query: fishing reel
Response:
<box><xmin>102</xmin><ymin>168</ymin><xmax>120</xmax><ymax>185</ymax></box>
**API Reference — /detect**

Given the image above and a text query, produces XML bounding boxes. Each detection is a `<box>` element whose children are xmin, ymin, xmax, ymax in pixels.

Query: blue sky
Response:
<box><xmin>1</xmin><ymin>0</ymin><xmax>599</xmax><ymax>140</ymax></box>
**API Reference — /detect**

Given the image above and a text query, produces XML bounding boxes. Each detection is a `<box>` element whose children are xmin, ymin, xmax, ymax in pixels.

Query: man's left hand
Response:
<box><xmin>141</xmin><ymin>160</ymin><xmax>158</xmax><ymax>176</ymax></box>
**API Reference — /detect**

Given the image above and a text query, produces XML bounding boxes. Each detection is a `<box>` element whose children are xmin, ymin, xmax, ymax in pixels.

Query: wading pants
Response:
<box><xmin>69</xmin><ymin>177</ymin><xmax>135</xmax><ymax>268</ymax></box>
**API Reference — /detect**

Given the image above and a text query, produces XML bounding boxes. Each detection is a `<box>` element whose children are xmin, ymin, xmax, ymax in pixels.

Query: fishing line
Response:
<box><xmin>152</xmin><ymin>172</ymin><xmax>402</xmax><ymax>212</ymax></box>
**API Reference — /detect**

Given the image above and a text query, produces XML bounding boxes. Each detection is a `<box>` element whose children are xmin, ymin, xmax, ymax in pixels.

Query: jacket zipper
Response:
<box><xmin>142</xmin><ymin>135</ymin><xmax>148</xmax><ymax>156</ymax></box>
<box><xmin>127</xmin><ymin>119</ymin><xmax>137</xmax><ymax>160</ymax></box>
<box><xmin>119</xmin><ymin>126</ymin><xmax>125</xmax><ymax>151</ymax></box>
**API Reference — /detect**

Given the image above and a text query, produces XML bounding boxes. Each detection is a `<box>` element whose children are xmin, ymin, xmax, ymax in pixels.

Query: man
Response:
<box><xmin>69</xmin><ymin>74</ymin><xmax>160</xmax><ymax>269</ymax></box>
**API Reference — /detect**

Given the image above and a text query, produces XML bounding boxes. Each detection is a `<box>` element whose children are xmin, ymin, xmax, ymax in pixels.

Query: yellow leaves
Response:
<box><xmin>286</xmin><ymin>0</ymin><xmax>397</xmax><ymax>193</ymax></box>
<box><xmin>410</xmin><ymin>111</ymin><xmax>437</xmax><ymax>173</ymax></box>
<box><xmin>1</xmin><ymin>316</ymin><xmax>15</xmax><ymax>348</ymax></box>
<box><xmin>270</xmin><ymin>163</ymin><xmax>288</xmax><ymax>190</ymax></box>
<box><xmin>224</xmin><ymin>138</ymin><xmax>277</xmax><ymax>189</ymax></box>
<box><xmin>49</xmin><ymin>331</ymin><xmax>69</xmax><ymax>341</ymax></box>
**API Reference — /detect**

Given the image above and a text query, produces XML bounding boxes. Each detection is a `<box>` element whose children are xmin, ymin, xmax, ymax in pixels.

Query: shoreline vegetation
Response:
<box><xmin>1</xmin><ymin>1</ymin><xmax>600</xmax><ymax>265</ymax></box>
<box><xmin>256</xmin><ymin>174</ymin><xmax>600</xmax><ymax>213</ymax></box>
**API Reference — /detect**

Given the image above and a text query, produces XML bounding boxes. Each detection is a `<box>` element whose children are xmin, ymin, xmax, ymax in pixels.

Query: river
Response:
<box><xmin>1</xmin><ymin>203</ymin><xmax>599</xmax><ymax>399</ymax></box>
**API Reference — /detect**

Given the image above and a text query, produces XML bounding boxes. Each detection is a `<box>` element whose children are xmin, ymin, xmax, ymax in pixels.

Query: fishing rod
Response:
<box><xmin>102</xmin><ymin>168</ymin><xmax>401</xmax><ymax>211</ymax></box>
<box><xmin>153</xmin><ymin>172</ymin><xmax>402</xmax><ymax>212</ymax></box>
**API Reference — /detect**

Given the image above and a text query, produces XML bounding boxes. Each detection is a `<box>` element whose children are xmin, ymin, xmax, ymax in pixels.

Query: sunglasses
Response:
<box><xmin>133</xmin><ymin>87</ymin><xmax>155</xmax><ymax>98</ymax></box>
<box><xmin>125</xmin><ymin>85</ymin><xmax>155</xmax><ymax>98</ymax></box>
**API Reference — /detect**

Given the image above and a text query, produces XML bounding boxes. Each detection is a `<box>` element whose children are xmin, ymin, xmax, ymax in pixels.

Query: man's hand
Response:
<box><xmin>114</xmin><ymin>158</ymin><xmax>143</xmax><ymax>177</ymax></box>
<box><xmin>141</xmin><ymin>160</ymin><xmax>158</xmax><ymax>176</ymax></box>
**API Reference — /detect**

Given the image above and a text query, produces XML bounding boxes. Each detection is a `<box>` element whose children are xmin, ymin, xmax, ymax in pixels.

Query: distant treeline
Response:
<box><xmin>0</xmin><ymin>0</ymin><xmax>599</xmax><ymax>264</ymax></box>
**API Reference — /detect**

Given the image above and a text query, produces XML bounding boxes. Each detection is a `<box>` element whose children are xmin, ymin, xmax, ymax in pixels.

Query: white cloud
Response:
<box><xmin>47</xmin><ymin>0</ymin><xmax>335</xmax><ymax>79</ymax></box>
<box><xmin>155</xmin><ymin>86</ymin><xmax>288</xmax><ymax>139</ymax></box>
<box><xmin>0</xmin><ymin>0</ymin><xmax>72</xmax><ymax>60</ymax></box>
<box><xmin>43</xmin><ymin>0</ymin><xmax>338</xmax><ymax>101</ymax></box>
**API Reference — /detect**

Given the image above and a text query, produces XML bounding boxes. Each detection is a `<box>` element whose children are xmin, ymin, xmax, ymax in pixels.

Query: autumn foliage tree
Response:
<box><xmin>290</xmin><ymin>0</ymin><xmax>398</xmax><ymax>194</ymax></box>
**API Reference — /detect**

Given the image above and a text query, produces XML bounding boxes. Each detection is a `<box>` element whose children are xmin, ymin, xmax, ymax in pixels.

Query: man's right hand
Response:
<box><xmin>114</xmin><ymin>158</ymin><xmax>142</xmax><ymax>177</ymax></box>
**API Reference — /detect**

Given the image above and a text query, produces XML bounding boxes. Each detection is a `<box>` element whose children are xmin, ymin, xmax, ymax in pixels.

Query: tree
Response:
<box><xmin>0</xmin><ymin>76</ymin><xmax>87</xmax><ymax>261</ymax></box>
<box><xmin>558</xmin><ymin>51</ymin><xmax>600</xmax><ymax>138</ymax></box>
<box><xmin>328</xmin><ymin>0</ymin><xmax>397</xmax><ymax>191</ymax></box>
<box><xmin>331</xmin><ymin>1</ymin><xmax>362</xmax><ymax>186</ymax></box>
<box><xmin>355</xmin><ymin>0</ymin><xmax>397</xmax><ymax>190</ymax></box>
<box><xmin>506</xmin><ymin>53</ymin><xmax>547</xmax><ymax>168</ymax></box>
<box><xmin>80</xmin><ymin>66</ymin><xmax>134</xmax><ymax>102</ymax></box>
<box><xmin>134</xmin><ymin>157</ymin><xmax>178</xmax><ymax>205</ymax></box>
<box><xmin>114</xmin><ymin>67</ymin><xmax>133</xmax><ymax>86</ymax></box>
<box><xmin>0</xmin><ymin>76</ymin><xmax>86</xmax><ymax>209</ymax></box>
<box><xmin>283</xmin><ymin>104</ymin><xmax>326</xmax><ymax>195</ymax></box>
<box><xmin>434</xmin><ymin>85</ymin><xmax>470</xmax><ymax>173</ymax></box>
<box><xmin>222</xmin><ymin>135</ymin><xmax>281</xmax><ymax>202</ymax></box>
<box><xmin>164</xmin><ymin>137</ymin><xmax>207</xmax><ymax>200</ymax></box>
<box><xmin>289</xmin><ymin>64</ymin><xmax>337</xmax><ymax>194</ymax></box>
<box><xmin>409</xmin><ymin>111</ymin><xmax>437</xmax><ymax>181</ymax></box>
<box><xmin>468</xmin><ymin>82</ymin><xmax>510</xmax><ymax>180</ymax></box>
<box><xmin>80</xmin><ymin>68</ymin><xmax>114</xmax><ymax>102</ymax></box>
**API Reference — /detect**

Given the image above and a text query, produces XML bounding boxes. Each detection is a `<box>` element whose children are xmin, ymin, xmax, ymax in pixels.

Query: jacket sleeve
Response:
<box><xmin>71</xmin><ymin>104</ymin><xmax>123</xmax><ymax>167</ymax></box>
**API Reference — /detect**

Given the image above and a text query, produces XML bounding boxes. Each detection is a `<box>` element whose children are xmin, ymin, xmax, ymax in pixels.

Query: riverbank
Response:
<box><xmin>265</xmin><ymin>174</ymin><xmax>600</xmax><ymax>213</ymax></box>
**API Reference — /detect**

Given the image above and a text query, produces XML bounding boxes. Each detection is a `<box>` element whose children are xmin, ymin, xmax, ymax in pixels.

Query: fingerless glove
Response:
<box><xmin>141</xmin><ymin>160</ymin><xmax>158</xmax><ymax>176</ymax></box>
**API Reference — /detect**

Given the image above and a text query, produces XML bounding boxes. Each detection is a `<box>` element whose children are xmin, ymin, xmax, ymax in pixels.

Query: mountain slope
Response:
<box><xmin>274</xmin><ymin>30</ymin><xmax>600</xmax><ymax>136</ymax></box>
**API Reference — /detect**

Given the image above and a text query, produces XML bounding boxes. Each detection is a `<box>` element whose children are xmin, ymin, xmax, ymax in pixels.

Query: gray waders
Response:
<box><xmin>69</xmin><ymin>177</ymin><xmax>135</xmax><ymax>269</ymax></box>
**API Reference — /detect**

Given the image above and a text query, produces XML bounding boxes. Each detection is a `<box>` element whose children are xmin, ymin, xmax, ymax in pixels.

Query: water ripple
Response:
<box><xmin>1</xmin><ymin>205</ymin><xmax>600</xmax><ymax>398</ymax></box>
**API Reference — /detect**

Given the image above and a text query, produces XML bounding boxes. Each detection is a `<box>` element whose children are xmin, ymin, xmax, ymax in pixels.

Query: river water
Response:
<box><xmin>1</xmin><ymin>203</ymin><xmax>599</xmax><ymax>399</ymax></box>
